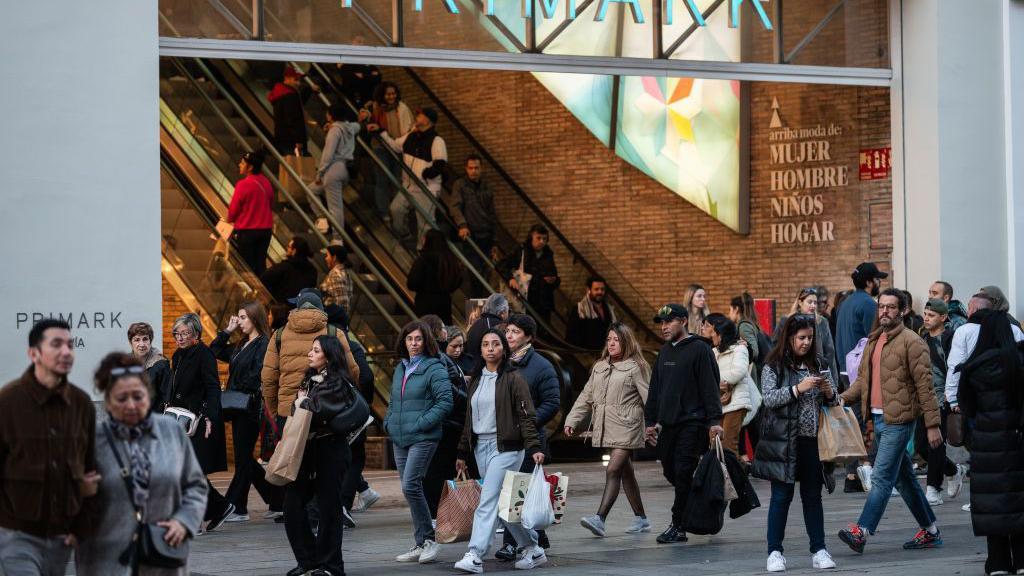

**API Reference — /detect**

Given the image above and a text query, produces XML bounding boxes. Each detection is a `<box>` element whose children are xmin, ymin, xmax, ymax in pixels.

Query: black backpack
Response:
<box><xmin>740</xmin><ymin>320</ymin><xmax>772</xmax><ymax>373</ymax></box>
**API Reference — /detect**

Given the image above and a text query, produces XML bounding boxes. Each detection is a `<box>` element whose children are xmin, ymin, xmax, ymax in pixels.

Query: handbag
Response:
<box><xmin>221</xmin><ymin>389</ymin><xmax>255</xmax><ymax>417</ymax></box>
<box><xmin>328</xmin><ymin>382</ymin><xmax>371</xmax><ymax>436</ymax></box>
<box><xmin>512</xmin><ymin>250</ymin><xmax>532</xmax><ymax>299</ymax></box>
<box><xmin>714</xmin><ymin>437</ymin><xmax>738</xmax><ymax>502</ymax></box>
<box><xmin>103</xmin><ymin>425</ymin><xmax>189</xmax><ymax>569</ymax></box>
<box><xmin>164</xmin><ymin>406</ymin><xmax>200</xmax><ymax>437</ymax></box>
<box><xmin>947</xmin><ymin>410</ymin><xmax>966</xmax><ymax>447</ymax></box>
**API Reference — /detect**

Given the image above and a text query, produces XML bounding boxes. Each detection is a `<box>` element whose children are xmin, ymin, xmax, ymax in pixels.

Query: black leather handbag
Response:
<box><xmin>220</xmin><ymin>389</ymin><xmax>255</xmax><ymax>417</ymax></box>
<box><xmin>329</xmin><ymin>382</ymin><xmax>371</xmax><ymax>436</ymax></box>
<box><xmin>104</xmin><ymin>425</ymin><xmax>189</xmax><ymax>569</ymax></box>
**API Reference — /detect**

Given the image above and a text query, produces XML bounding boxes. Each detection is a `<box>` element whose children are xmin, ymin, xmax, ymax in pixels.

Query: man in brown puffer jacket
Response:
<box><xmin>262</xmin><ymin>290</ymin><xmax>358</xmax><ymax>418</ymax></box>
<box><xmin>837</xmin><ymin>288</ymin><xmax>943</xmax><ymax>556</ymax></box>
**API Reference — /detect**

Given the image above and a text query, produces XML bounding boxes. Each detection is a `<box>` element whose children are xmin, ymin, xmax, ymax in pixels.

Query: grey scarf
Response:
<box><xmin>108</xmin><ymin>415</ymin><xmax>154</xmax><ymax>511</ymax></box>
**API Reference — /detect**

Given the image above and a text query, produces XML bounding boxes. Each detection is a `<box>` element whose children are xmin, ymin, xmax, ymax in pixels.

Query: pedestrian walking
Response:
<box><xmin>320</xmin><ymin>245</ymin><xmax>353</xmax><ymax>310</ymax></box>
<box><xmin>209</xmin><ymin>301</ymin><xmax>283</xmax><ymax>522</ymax></box>
<box><xmin>753</xmin><ymin>315</ymin><xmax>838</xmax><ymax>572</ymax></box>
<box><xmin>0</xmin><ymin>319</ymin><xmax>100</xmax><ymax>575</ymax></box>
<box><xmin>407</xmin><ymin>229</ymin><xmax>463</xmax><ymax>324</ymax></box>
<box><xmin>310</xmin><ymin>104</ymin><xmax>362</xmax><ymax>244</ymax></box>
<box><xmin>643</xmin><ymin>304</ymin><xmax>724</xmax><ymax>544</ymax></box>
<box><xmin>465</xmin><ymin>294</ymin><xmax>510</xmax><ymax>368</ymax></box>
<box><xmin>445</xmin><ymin>154</ymin><xmax>497</xmax><ymax>296</ymax></box>
<box><xmin>837</xmin><ymin>288</ymin><xmax>945</xmax><ymax>554</ymax></box>
<box><xmin>227</xmin><ymin>150</ymin><xmax>274</xmax><ymax>276</ymax></box>
<box><xmin>702</xmin><ymin>313</ymin><xmax>761</xmax><ymax>455</ymax></box>
<box><xmin>729</xmin><ymin>292</ymin><xmax>767</xmax><ymax>464</ymax></box>
<box><xmin>385</xmin><ymin>321</ymin><xmax>453</xmax><ymax>564</ymax></box>
<box><xmin>566</xmin><ymin>276</ymin><xmax>616</xmax><ymax>350</ymax></box>
<box><xmin>775</xmin><ymin>287</ymin><xmax>840</xmax><ymax>386</ymax></box>
<box><xmin>269</xmin><ymin>66</ymin><xmax>315</xmax><ymax>156</ymax></box>
<box><xmin>282</xmin><ymin>336</ymin><xmax>356</xmax><ymax>576</ymax></box>
<box><xmin>128</xmin><ymin>321</ymin><xmax>172</xmax><ymax>411</ymax></box>
<box><xmin>453</xmin><ymin>328</ymin><xmax>546</xmax><ymax>574</ymax></box>
<box><xmin>363</xmin><ymin>81</ymin><xmax>414</xmax><ymax>220</ymax></box>
<box><xmin>564</xmin><ymin>322</ymin><xmax>652</xmax><ymax>537</ymax></box>
<box><xmin>76</xmin><ymin>352</ymin><xmax>207</xmax><ymax>576</ymax></box>
<box><xmin>683</xmin><ymin>284</ymin><xmax>710</xmax><ymax>336</ymax></box>
<box><xmin>446</xmin><ymin>324</ymin><xmax>475</xmax><ymax>377</ymax></box>
<box><xmin>497</xmin><ymin>225</ymin><xmax>560</xmax><ymax>328</ymax></box>
<box><xmin>168</xmin><ymin>313</ymin><xmax>236</xmax><ymax>532</ymax></box>
<box><xmin>927</xmin><ymin>280</ymin><xmax>968</xmax><ymax>331</ymax></box>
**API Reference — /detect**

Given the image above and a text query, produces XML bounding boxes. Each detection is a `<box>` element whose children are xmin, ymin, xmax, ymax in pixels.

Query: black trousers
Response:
<box><xmin>425</xmin><ymin>426</ymin><xmax>462</xmax><ymax>517</ymax></box>
<box><xmin>914</xmin><ymin>408</ymin><xmax>957</xmax><ymax>489</ymax></box>
<box><xmin>987</xmin><ymin>535</ymin><xmax>1024</xmax><ymax>573</ymax></box>
<box><xmin>233</xmin><ymin>228</ymin><xmax>272</xmax><ymax>277</ymax></box>
<box><xmin>204</xmin><ymin>479</ymin><xmax>232</xmax><ymax>521</ymax></box>
<box><xmin>340</xmin><ymin>431</ymin><xmax>369</xmax><ymax>510</ymax></box>
<box><xmin>285</xmin><ymin>435</ymin><xmax>350</xmax><ymax>576</ymax></box>
<box><xmin>226</xmin><ymin>415</ymin><xmax>283</xmax><ymax>514</ymax></box>
<box><xmin>503</xmin><ymin>435</ymin><xmax>550</xmax><ymax>549</ymax></box>
<box><xmin>658</xmin><ymin>424</ymin><xmax>708</xmax><ymax>527</ymax></box>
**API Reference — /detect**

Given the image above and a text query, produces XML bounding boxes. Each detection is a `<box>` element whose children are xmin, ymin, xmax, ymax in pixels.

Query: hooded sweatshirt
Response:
<box><xmin>644</xmin><ymin>335</ymin><xmax>723</xmax><ymax>429</ymax></box>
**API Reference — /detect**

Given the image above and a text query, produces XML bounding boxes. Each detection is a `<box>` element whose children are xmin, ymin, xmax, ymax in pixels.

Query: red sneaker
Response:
<box><xmin>838</xmin><ymin>524</ymin><xmax>866</xmax><ymax>554</ymax></box>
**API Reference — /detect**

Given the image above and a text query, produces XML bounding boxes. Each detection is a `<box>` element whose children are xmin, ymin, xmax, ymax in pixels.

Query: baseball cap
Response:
<box><xmin>283</xmin><ymin>66</ymin><xmax>304</xmax><ymax>80</ymax></box>
<box><xmin>853</xmin><ymin>262</ymin><xmax>888</xmax><ymax>281</ymax></box>
<box><xmin>419</xmin><ymin>107</ymin><xmax>439</xmax><ymax>124</ymax></box>
<box><xmin>289</xmin><ymin>287</ymin><xmax>324</xmax><ymax>309</ymax></box>
<box><xmin>925</xmin><ymin>299</ymin><xmax>949</xmax><ymax>316</ymax></box>
<box><xmin>653</xmin><ymin>304</ymin><xmax>688</xmax><ymax>323</ymax></box>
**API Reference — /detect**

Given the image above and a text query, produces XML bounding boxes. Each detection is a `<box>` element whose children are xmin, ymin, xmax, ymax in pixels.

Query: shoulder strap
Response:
<box><xmin>328</xmin><ymin>324</ymin><xmax>337</xmax><ymax>338</ymax></box>
<box><xmin>102</xmin><ymin>424</ymin><xmax>142</xmax><ymax>515</ymax></box>
<box><xmin>275</xmin><ymin>327</ymin><xmax>284</xmax><ymax>351</ymax></box>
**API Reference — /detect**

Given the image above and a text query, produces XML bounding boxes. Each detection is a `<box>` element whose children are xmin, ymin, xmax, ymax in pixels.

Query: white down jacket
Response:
<box><xmin>715</xmin><ymin>343</ymin><xmax>762</xmax><ymax>427</ymax></box>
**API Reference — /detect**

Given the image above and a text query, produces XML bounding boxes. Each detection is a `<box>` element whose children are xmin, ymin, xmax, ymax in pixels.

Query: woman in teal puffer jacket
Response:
<box><xmin>385</xmin><ymin>320</ymin><xmax>454</xmax><ymax>564</ymax></box>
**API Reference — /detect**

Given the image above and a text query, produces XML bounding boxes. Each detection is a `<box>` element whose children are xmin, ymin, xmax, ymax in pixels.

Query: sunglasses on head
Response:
<box><xmin>110</xmin><ymin>366</ymin><xmax>145</xmax><ymax>377</ymax></box>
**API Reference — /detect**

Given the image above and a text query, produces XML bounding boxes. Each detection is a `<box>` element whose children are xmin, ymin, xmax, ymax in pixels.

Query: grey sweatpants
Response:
<box><xmin>0</xmin><ymin>527</ymin><xmax>72</xmax><ymax>576</ymax></box>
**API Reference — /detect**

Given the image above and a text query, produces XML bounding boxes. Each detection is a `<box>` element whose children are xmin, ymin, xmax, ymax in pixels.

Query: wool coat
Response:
<box><xmin>170</xmin><ymin>343</ymin><xmax>227</xmax><ymax>474</ymax></box>
<box><xmin>564</xmin><ymin>358</ymin><xmax>649</xmax><ymax>449</ymax></box>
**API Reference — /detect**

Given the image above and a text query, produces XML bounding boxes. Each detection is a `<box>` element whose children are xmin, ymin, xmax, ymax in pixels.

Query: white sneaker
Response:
<box><xmin>396</xmin><ymin>545</ymin><xmax>424</xmax><ymax>562</ymax></box>
<box><xmin>419</xmin><ymin>540</ymin><xmax>441</xmax><ymax>563</ymax></box>
<box><xmin>857</xmin><ymin>465</ymin><xmax>873</xmax><ymax>492</ymax></box>
<box><xmin>262</xmin><ymin>510</ymin><xmax>284</xmax><ymax>520</ymax></box>
<box><xmin>962</xmin><ymin>503</ymin><xmax>972</xmax><ymax>512</ymax></box>
<box><xmin>767</xmin><ymin>551</ymin><xmax>786</xmax><ymax>572</ymax></box>
<box><xmin>352</xmin><ymin>487</ymin><xmax>381</xmax><ymax>512</ymax></box>
<box><xmin>455</xmin><ymin>552</ymin><xmax>484</xmax><ymax>574</ymax></box>
<box><xmin>892</xmin><ymin>488</ymin><xmax>900</xmax><ymax>496</ymax></box>
<box><xmin>625</xmin><ymin>516</ymin><xmax>651</xmax><ymax>534</ymax></box>
<box><xmin>514</xmin><ymin>546</ymin><xmax>548</xmax><ymax>570</ymax></box>
<box><xmin>811</xmin><ymin>549</ymin><xmax>836</xmax><ymax>569</ymax></box>
<box><xmin>580</xmin><ymin>514</ymin><xmax>606</xmax><ymax>537</ymax></box>
<box><xmin>926</xmin><ymin>486</ymin><xmax>944</xmax><ymax>506</ymax></box>
<box><xmin>947</xmin><ymin>464</ymin><xmax>968</xmax><ymax>499</ymax></box>
<box><xmin>224</xmin><ymin>512</ymin><xmax>249</xmax><ymax>523</ymax></box>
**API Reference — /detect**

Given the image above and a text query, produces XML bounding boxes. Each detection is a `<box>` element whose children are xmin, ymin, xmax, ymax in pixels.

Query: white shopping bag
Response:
<box><xmin>520</xmin><ymin>465</ymin><xmax>555</xmax><ymax>531</ymax></box>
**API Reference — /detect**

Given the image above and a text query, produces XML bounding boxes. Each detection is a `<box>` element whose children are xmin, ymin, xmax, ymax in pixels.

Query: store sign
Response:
<box><xmin>859</xmin><ymin>147</ymin><xmax>891</xmax><ymax>180</ymax></box>
<box><xmin>341</xmin><ymin>0</ymin><xmax>774</xmax><ymax>29</ymax></box>
<box><xmin>766</xmin><ymin>97</ymin><xmax>848</xmax><ymax>245</ymax></box>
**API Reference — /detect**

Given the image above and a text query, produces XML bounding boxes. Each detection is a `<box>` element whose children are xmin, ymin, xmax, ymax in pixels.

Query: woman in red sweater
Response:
<box><xmin>228</xmin><ymin>150</ymin><xmax>274</xmax><ymax>276</ymax></box>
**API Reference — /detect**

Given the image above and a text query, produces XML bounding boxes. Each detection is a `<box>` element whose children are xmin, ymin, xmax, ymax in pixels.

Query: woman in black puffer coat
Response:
<box><xmin>958</xmin><ymin>310</ymin><xmax>1024</xmax><ymax>576</ymax></box>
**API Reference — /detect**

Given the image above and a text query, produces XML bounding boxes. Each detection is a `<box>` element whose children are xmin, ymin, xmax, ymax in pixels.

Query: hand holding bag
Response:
<box><xmin>817</xmin><ymin>405</ymin><xmax>868</xmax><ymax>462</ymax></box>
<box><xmin>435</xmin><ymin>471</ymin><xmax>483</xmax><ymax>543</ymax></box>
<box><xmin>521</xmin><ymin>465</ymin><xmax>556</xmax><ymax>531</ymax></box>
<box><xmin>715</xmin><ymin>436</ymin><xmax>739</xmax><ymax>502</ymax></box>
<box><xmin>265</xmin><ymin>406</ymin><xmax>313</xmax><ymax>486</ymax></box>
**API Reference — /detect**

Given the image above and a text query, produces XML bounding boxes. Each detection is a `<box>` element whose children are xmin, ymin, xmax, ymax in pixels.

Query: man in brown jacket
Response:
<box><xmin>838</xmin><ymin>288</ymin><xmax>944</xmax><ymax>555</ymax></box>
<box><xmin>0</xmin><ymin>319</ymin><xmax>101</xmax><ymax>575</ymax></box>
<box><xmin>261</xmin><ymin>290</ymin><xmax>359</xmax><ymax>420</ymax></box>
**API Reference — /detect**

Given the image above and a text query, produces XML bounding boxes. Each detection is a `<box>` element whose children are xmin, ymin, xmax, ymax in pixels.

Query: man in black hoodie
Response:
<box><xmin>643</xmin><ymin>303</ymin><xmax>724</xmax><ymax>544</ymax></box>
<box><xmin>260</xmin><ymin>237</ymin><xmax>318</xmax><ymax>304</ymax></box>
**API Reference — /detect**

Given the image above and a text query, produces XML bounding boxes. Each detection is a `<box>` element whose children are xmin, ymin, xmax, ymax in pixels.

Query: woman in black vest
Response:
<box><xmin>753</xmin><ymin>315</ymin><xmax>838</xmax><ymax>572</ymax></box>
<box><xmin>210</xmin><ymin>300</ymin><xmax>283</xmax><ymax>522</ymax></box>
<box><xmin>169</xmin><ymin>313</ymin><xmax>235</xmax><ymax>532</ymax></box>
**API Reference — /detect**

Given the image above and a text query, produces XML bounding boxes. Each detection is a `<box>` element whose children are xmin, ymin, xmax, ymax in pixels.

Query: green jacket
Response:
<box><xmin>384</xmin><ymin>356</ymin><xmax>453</xmax><ymax>448</ymax></box>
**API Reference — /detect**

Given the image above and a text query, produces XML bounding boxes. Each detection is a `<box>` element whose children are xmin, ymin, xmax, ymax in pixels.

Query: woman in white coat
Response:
<box><xmin>703</xmin><ymin>313</ymin><xmax>761</xmax><ymax>455</ymax></box>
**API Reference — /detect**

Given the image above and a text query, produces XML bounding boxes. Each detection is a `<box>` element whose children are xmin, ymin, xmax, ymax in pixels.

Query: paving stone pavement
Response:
<box><xmin>178</xmin><ymin>460</ymin><xmax>988</xmax><ymax>576</ymax></box>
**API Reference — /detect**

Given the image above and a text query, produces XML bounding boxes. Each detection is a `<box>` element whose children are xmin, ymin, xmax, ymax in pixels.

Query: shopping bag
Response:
<box><xmin>264</xmin><ymin>406</ymin><xmax>312</xmax><ymax>486</ymax></box>
<box><xmin>546</xmin><ymin>472</ymin><xmax>569</xmax><ymax>524</ymax></box>
<box><xmin>497</xmin><ymin>470</ymin><xmax>532</xmax><ymax>523</ymax></box>
<box><xmin>714</xmin><ymin>437</ymin><xmax>738</xmax><ymax>502</ymax></box>
<box><xmin>279</xmin><ymin>151</ymin><xmax>316</xmax><ymax>202</ymax></box>
<box><xmin>435</xmin><ymin>472</ymin><xmax>483</xmax><ymax>543</ymax></box>
<box><xmin>817</xmin><ymin>405</ymin><xmax>868</xmax><ymax>462</ymax></box>
<box><xmin>521</xmin><ymin>466</ymin><xmax>555</xmax><ymax>530</ymax></box>
<box><xmin>681</xmin><ymin>446</ymin><xmax>728</xmax><ymax>535</ymax></box>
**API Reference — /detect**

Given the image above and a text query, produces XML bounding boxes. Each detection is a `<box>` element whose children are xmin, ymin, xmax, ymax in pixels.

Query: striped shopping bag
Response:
<box><xmin>435</xmin><ymin>472</ymin><xmax>483</xmax><ymax>543</ymax></box>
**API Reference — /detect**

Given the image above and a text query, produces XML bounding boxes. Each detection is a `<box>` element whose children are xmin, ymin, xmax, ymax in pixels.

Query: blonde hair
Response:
<box><xmin>787</xmin><ymin>287</ymin><xmax>820</xmax><ymax>320</ymax></box>
<box><xmin>683</xmin><ymin>284</ymin><xmax>710</xmax><ymax>335</ymax></box>
<box><xmin>600</xmin><ymin>322</ymin><xmax>651</xmax><ymax>382</ymax></box>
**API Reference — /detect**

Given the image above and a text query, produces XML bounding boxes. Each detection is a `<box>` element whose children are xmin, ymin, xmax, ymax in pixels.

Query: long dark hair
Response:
<box><xmin>963</xmin><ymin>310</ymin><xmax>1023</xmax><ymax>408</ymax></box>
<box><xmin>421</xmin><ymin>230</ymin><xmax>462</xmax><ymax>292</ymax></box>
<box><xmin>471</xmin><ymin>328</ymin><xmax>512</xmax><ymax>378</ymax></box>
<box><xmin>706</xmin><ymin>313</ymin><xmax>738</xmax><ymax>353</ymax></box>
<box><xmin>765</xmin><ymin>314</ymin><xmax>823</xmax><ymax>373</ymax></box>
<box><xmin>730</xmin><ymin>292</ymin><xmax>761</xmax><ymax>332</ymax></box>
<box><xmin>305</xmin><ymin>334</ymin><xmax>350</xmax><ymax>380</ymax></box>
<box><xmin>396</xmin><ymin>320</ymin><xmax>440</xmax><ymax>359</ymax></box>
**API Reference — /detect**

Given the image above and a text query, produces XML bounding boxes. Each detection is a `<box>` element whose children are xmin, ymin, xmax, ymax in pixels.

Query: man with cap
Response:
<box><xmin>914</xmin><ymin>299</ymin><xmax>967</xmax><ymax>506</ymax></box>
<box><xmin>267</xmin><ymin>65</ymin><xmax>318</xmax><ymax>156</ymax></box>
<box><xmin>835</xmin><ymin>262</ymin><xmax>887</xmax><ymax>493</ymax></box>
<box><xmin>643</xmin><ymin>304</ymin><xmax>724</xmax><ymax>544</ymax></box>
<box><xmin>377</xmin><ymin>107</ymin><xmax>448</xmax><ymax>248</ymax></box>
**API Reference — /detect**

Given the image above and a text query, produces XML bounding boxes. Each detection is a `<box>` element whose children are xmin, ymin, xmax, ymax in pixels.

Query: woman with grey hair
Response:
<box><xmin>168</xmin><ymin>313</ymin><xmax>235</xmax><ymax>532</ymax></box>
<box><xmin>77</xmin><ymin>352</ymin><xmax>207</xmax><ymax>575</ymax></box>
<box><xmin>465</xmin><ymin>293</ymin><xmax>510</xmax><ymax>369</ymax></box>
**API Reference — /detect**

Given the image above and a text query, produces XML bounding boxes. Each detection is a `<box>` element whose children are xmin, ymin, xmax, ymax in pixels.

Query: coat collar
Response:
<box><xmin>869</xmin><ymin>320</ymin><xmax>905</xmax><ymax>343</ymax></box>
<box><xmin>21</xmin><ymin>366</ymin><xmax>71</xmax><ymax>406</ymax></box>
<box><xmin>594</xmin><ymin>358</ymin><xmax>638</xmax><ymax>374</ymax></box>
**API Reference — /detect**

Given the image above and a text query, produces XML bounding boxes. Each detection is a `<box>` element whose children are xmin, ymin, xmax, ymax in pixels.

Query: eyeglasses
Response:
<box><xmin>110</xmin><ymin>366</ymin><xmax>145</xmax><ymax>377</ymax></box>
<box><xmin>172</xmin><ymin>331</ymin><xmax>193</xmax><ymax>340</ymax></box>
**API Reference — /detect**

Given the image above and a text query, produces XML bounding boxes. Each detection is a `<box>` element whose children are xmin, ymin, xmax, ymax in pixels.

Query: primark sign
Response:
<box><xmin>341</xmin><ymin>0</ymin><xmax>774</xmax><ymax>29</ymax></box>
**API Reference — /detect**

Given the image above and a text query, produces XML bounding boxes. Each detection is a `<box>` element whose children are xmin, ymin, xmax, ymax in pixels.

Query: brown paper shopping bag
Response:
<box><xmin>265</xmin><ymin>406</ymin><xmax>313</xmax><ymax>486</ymax></box>
<box><xmin>818</xmin><ymin>405</ymin><xmax>867</xmax><ymax>462</ymax></box>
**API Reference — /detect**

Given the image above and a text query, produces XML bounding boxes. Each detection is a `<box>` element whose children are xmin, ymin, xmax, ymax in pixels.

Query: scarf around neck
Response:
<box><xmin>511</xmin><ymin>344</ymin><xmax>532</xmax><ymax>363</ymax></box>
<box><xmin>108</xmin><ymin>414</ymin><xmax>154</xmax><ymax>511</ymax></box>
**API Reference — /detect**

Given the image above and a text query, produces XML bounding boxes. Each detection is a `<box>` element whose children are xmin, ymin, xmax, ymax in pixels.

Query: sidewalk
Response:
<box><xmin>191</xmin><ymin>460</ymin><xmax>987</xmax><ymax>576</ymax></box>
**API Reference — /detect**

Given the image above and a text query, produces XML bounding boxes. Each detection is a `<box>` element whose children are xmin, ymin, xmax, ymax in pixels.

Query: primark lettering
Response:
<box><xmin>16</xmin><ymin>311</ymin><xmax>123</xmax><ymax>330</ymax></box>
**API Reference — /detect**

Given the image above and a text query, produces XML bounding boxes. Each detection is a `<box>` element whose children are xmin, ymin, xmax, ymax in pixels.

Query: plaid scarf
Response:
<box><xmin>576</xmin><ymin>294</ymin><xmax>616</xmax><ymax>323</ymax></box>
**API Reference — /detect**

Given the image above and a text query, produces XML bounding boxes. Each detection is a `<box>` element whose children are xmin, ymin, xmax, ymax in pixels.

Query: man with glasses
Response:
<box><xmin>0</xmin><ymin>319</ymin><xmax>101</xmax><ymax>575</ymax></box>
<box><xmin>643</xmin><ymin>304</ymin><xmax>723</xmax><ymax>545</ymax></box>
<box><xmin>838</xmin><ymin>288</ymin><xmax>944</xmax><ymax>554</ymax></box>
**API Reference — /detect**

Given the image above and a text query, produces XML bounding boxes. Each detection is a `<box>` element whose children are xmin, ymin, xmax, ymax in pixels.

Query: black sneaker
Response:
<box><xmin>206</xmin><ymin>503</ymin><xmax>236</xmax><ymax>532</ymax></box>
<box><xmin>838</xmin><ymin>524</ymin><xmax>867</xmax><ymax>554</ymax></box>
<box><xmin>341</xmin><ymin>507</ymin><xmax>356</xmax><ymax>529</ymax></box>
<box><xmin>494</xmin><ymin>543</ymin><xmax>517</xmax><ymax>561</ymax></box>
<box><xmin>844</xmin><ymin>476</ymin><xmax>865</xmax><ymax>493</ymax></box>
<box><xmin>656</xmin><ymin>525</ymin><xmax>688</xmax><ymax>544</ymax></box>
<box><xmin>286</xmin><ymin>567</ymin><xmax>308</xmax><ymax>576</ymax></box>
<box><xmin>537</xmin><ymin>530</ymin><xmax>550</xmax><ymax>550</ymax></box>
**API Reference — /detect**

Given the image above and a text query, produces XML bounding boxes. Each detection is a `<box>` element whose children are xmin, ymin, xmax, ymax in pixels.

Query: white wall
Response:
<box><xmin>899</xmin><ymin>0</ymin><xmax>1016</xmax><ymax>313</ymax></box>
<box><xmin>0</xmin><ymin>0</ymin><xmax>160</xmax><ymax>395</ymax></box>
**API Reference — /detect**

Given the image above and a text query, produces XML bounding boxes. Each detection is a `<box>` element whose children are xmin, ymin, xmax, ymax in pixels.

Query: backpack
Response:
<box><xmin>740</xmin><ymin>320</ymin><xmax>772</xmax><ymax>373</ymax></box>
<box><xmin>275</xmin><ymin>323</ymin><xmax>337</xmax><ymax>351</ymax></box>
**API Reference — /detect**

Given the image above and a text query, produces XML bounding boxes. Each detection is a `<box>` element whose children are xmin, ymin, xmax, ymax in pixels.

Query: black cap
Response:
<box><xmin>653</xmin><ymin>303</ymin><xmax>688</xmax><ymax>323</ymax></box>
<box><xmin>288</xmin><ymin>287</ymin><xmax>324</xmax><ymax>306</ymax></box>
<box><xmin>853</xmin><ymin>262</ymin><xmax>888</xmax><ymax>281</ymax></box>
<box><xmin>420</xmin><ymin>107</ymin><xmax>438</xmax><ymax>125</ymax></box>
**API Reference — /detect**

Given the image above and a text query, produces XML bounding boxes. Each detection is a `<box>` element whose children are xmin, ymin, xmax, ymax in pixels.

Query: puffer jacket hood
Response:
<box><xmin>288</xmin><ymin>307</ymin><xmax>328</xmax><ymax>333</ymax></box>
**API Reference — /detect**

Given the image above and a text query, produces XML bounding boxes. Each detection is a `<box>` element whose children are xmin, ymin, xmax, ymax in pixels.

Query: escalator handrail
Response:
<box><xmin>170</xmin><ymin>57</ymin><xmax>408</xmax><ymax>334</ymax></box>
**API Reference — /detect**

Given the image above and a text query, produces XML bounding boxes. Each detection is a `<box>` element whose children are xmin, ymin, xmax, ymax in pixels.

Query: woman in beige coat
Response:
<box><xmin>564</xmin><ymin>322</ymin><xmax>651</xmax><ymax>537</ymax></box>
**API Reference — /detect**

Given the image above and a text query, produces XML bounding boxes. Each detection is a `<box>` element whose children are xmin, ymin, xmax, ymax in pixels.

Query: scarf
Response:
<box><xmin>511</xmin><ymin>344</ymin><xmax>532</xmax><ymax>364</ymax></box>
<box><xmin>576</xmin><ymin>293</ymin><xmax>616</xmax><ymax>323</ymax></box>
<box><xmin>108</xmin><ymin>414</ymin><xmax>154</xmax><ymax>511</ymax></box>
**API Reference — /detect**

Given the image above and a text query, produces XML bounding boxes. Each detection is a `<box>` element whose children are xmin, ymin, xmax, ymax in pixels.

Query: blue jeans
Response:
<box><xmin>767</xmin><ymin>437</ymin><xmax>826</xmax><ymax>554</ymax></box>
<box><xmin>394</xmin><ymin>440</ymin><xmax>439</xmax><ymax>545</ymax></box>
<box><xmin>857</xmin><ymin>415</ymin><xmax>936</xmax><ymax>534</ymax></box>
